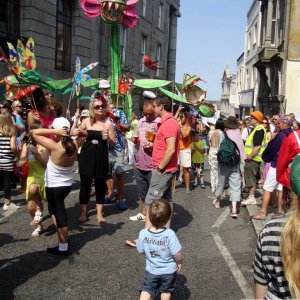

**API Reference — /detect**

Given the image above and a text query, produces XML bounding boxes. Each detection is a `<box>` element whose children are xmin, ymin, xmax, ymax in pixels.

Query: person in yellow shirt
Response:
<box><xmin>191</xmin><ymin>133</ymin><xmax>206</xmax><ymax>188</ymax></box>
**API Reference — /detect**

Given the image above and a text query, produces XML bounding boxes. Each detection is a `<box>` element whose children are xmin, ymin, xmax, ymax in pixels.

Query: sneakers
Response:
<box><xmin>117</xmin><ymin>200</ymin><xmax>127</xmax><ymax>210</ymax></box>
<box><xmin>104</xmin><ymin>190</ymin><xmax>118</xmax><ymax>204</ymax></box>
<box><xmin>47</xmin><ymin>246</ymin><xmax>69</xmax><ymax>257</ymax></box>
<box><xmin>129</xmin><ymin>213</ymin><xmax>146</xmax><ymax>221</ymax></box>
<box><xmin>3</xmin><ymin>203</ymin><xmax>20</xmax><ymax>211</ymax></box>
<box><xmin>104</xmin><ymin>197</ymin><xmax>115</xmax><ymax>205</ymax></box>
<box><xmin>192</xmin><ymin>180</ymin><xmax>198</xmax><ymax>188</ymax></box>
<box><xmin>241</xmin><ymin>196</ymin><xmax>257</xmax><ymax>206</ymax></box>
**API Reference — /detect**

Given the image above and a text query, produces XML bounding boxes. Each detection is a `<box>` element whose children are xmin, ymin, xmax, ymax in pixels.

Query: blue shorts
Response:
<box><xmin>139</xmin><ymin>271</ymin><xmax>177</xmax><ymax>297</ymax></box>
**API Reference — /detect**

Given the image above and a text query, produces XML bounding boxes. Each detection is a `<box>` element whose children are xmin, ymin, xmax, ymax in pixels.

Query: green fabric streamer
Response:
<box><xmin>110</xmin><ymin>24</ymin><xmax>121</xmax><ymax>95</ymax></box>
<box><xmin>133</xmin><ymin>79</ymin><xmax>172</xmax><ymax>89</ymax></box>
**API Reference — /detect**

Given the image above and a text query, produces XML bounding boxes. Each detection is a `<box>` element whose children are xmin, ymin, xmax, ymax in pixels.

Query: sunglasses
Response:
<box><xmin>93</xmin><ymin>104</ymin><xmax>105</xmax><ymax>110</ymax></box>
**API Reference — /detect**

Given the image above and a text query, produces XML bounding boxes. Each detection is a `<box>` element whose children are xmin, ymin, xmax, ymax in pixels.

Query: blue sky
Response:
<box><xmin>175</xmin><ymin>0</ymin><xmax>253</xmax><ymax>100</ymax></box>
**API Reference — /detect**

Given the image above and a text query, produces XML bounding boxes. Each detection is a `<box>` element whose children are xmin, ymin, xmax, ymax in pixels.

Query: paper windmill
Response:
<box><xmin>73</xmin><ymin>57</ymin><xmax>98</xmax><ymax>96</ymax></box>
<box><xmin>81</xmin><ymin>0</ymin><xmax>139</xmax><ymax>28</ymax></box>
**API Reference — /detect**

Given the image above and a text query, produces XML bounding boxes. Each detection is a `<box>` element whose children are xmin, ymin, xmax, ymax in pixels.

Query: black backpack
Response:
<box><xmin>217</xmin><ymin>133</ymin><xmax>240</xmax><ymax>166</ymax></box>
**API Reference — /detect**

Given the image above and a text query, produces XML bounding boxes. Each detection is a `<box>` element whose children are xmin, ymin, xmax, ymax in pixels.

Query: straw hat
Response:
<box><xmin>223</xmin><ymin>116</ymin><xmax>239</xmax><ymax>129</ymax></box>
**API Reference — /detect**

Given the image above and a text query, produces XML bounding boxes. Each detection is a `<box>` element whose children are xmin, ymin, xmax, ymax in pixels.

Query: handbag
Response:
<box><xmin>14</xmin><ymin>160</ymin><xmax>29</xmax><ymax>178</ymax></box>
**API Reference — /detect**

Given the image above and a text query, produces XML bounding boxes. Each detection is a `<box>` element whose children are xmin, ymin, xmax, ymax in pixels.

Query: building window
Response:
<box><xmin>0</xmin><ymin>0</ymin><xmax>20</xmax><ymax>36</ymax></box>
<box><xmin>247</xmin><ymin>32</ymin><xmax>251</xmax><ymax>52</ymax></box>
<box><xmin>140</xmin><ymin>35</ymin><xmax>147</xmax><ymax>73</ymax></box>
<box><xmin>142</xmin><ymin>0</ymin><xmax>147</xmax><ymax>17</ymax></box>
<box><xmin>246</xmin><ymin>69</ymin><xmax>249</xmax><ymax>89</ymax></box>
<box><xmin>156</xmin><ymin>44</ymin><xmax>161</xmax><ymax>77</ymax></box>
<box><xmin>271</xmin><ymin>0</ymin><xmax>277</xmax><ymax>46</ymax></box>
<box><xmin>55</xmin><ymin>0</ymin><xmax>72</xmax><ymax>71</ymax></box>
<box><xmin>120</xmin><ymin>25</ymin><xmax>127</xmax><ymax>66</ymax></box>
<box><xmin>253</xmin><ymin>23</ymin><xmax>257</xmax><ymax>47</ymax></box>
<box><xmin>158</xmin><ymin>3</ymin><xmax>163</xmax><ymax>29</ymax></box>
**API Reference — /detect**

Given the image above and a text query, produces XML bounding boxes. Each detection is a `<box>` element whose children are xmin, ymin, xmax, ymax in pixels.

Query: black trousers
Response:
<box><xmin>79</xmin><ymin>175</ymin><xmax>106</xmax><ymax>205</ymax></box>
<box><xmin>0</xmin><ymin>170</ymin><xmax>13</xmax><ymax>199</ymax></box>
<box><xmin>46</xmin><ymin>186</ymin><xmax>72</xmax><ymax>228</ymax></box>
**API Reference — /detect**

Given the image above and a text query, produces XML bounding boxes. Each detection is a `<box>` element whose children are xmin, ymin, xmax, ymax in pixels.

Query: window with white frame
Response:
<box><xmin>156</xmin><ymin>44</ymin><xmax>161</xmax><ymax>77</ymax></box>
<box><xmin>140</xmin><ymin>35</ymin><xmax>147</xmax><ymax>73</ymax></box>
<box><xmin>158</xmin><ymin>3</ymin><xmax>163</xmax><ymax>29</ymax></box>
<box><xmin>120</xmin><ymin>25</ymin><xmax>127</xmax><ymax>66</ymax></box>
<box><xmin>253</xmin><ymin>23</ymin><xmax>257</xmax><ymax>47</ymax></box>
<box><xmin>247</xmin><ymin>32</ymin><xmax>251</xmax><ymax>52</ymax></box>
<box><xmin>142</xmin><ymin>0</ymin><xmax>147</xmax><ymax>17</ymax></box>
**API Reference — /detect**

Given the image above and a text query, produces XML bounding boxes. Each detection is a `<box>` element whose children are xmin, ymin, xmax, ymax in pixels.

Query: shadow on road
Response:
<box><xmin>172</xmin><ymin>203</ymin><xmax>193</xmax><ymax>233</ymax></box>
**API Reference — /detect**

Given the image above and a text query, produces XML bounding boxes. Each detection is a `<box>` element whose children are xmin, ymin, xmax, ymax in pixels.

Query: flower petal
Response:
<box><xmin>80</xmin><ymin>0</ymin><xmax>102</xmax><ymax>18</ymax></box>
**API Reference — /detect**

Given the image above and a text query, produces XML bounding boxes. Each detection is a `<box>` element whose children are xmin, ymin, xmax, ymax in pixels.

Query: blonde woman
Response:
<box><xmin>73</xmin><ymin>95</ymin><xmax>116</xmax><ymax>224</ymax></box>
<box><xmin>253</xmin><ymin>155</ymin><xmax>300</xmax><ymax>299</ymax></box>
<box><xmin>0</xmin><ymin>115</ymin><xmax>18</xmax><ymax>210</ymax></box>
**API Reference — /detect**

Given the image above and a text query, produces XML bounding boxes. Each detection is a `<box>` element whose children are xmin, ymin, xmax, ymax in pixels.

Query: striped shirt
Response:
<box><xmin>0</xmin><ymin>135</ymin><xmax>15</xmax><ymax>171</ymax></box>
<box><xmin>253</xmin><ymin>217</ymin><xmax>292</xmax><ymax>300</ymax></box>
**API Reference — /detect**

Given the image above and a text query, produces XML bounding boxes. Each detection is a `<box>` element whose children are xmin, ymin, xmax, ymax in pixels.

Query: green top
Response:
<box><xmin>125</xmin><ymin>119</ymin><xmax>138</xmax><ymax>139</ymax></box>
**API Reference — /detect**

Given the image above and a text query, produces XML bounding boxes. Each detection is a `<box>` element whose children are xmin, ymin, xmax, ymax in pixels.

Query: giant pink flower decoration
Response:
<box><xmin>81</xmin><ymin>0</ymin><xmax>139</xmax><ymax>28</ymax></box>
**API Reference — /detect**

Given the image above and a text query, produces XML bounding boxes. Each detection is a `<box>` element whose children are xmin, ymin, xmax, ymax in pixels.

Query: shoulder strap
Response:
<box><xmin>294</xmin><ymin>131</ymin><xmax>300</xmax><ymax>148</ymax></box>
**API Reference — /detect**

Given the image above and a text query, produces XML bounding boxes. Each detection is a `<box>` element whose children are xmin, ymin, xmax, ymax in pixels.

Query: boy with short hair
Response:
<box><xmin>137</xmin><ymin>199</ymin><xmax>182</xmax><ymax>300</ymax></box>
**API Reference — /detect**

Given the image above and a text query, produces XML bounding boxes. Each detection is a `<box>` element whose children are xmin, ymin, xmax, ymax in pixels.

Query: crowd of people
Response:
<box><xmin>1</xmin><ymin>85</ymin><xmax>300</xmax><ymax>299</ymax></box>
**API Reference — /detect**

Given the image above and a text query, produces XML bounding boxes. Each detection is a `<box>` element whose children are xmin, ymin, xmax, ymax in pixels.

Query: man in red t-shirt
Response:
<box><xmin>125</xmin><ymin>95</ymin><xmax>180</xmax><ymax>248</ymax></box>
<box><xmin>145</xmin><ymin>95</ymin><xmax>180</xmax><ymax>228</ymax></box>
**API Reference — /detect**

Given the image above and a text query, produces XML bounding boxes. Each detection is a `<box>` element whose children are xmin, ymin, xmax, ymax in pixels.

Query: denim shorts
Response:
<box><xmin>108</xmin><ymin>149</ymin><xmax>126</xmax><ymax>175</ymax></box>
<box><xmin>139</xmin><ymin>271</ymin><xmax>177</xmax><ymax>297</ymax></box>
<box><xmin>134</xmin><ymin>168</ymin><xmax>152</xmax><ymax>199</ymax></box>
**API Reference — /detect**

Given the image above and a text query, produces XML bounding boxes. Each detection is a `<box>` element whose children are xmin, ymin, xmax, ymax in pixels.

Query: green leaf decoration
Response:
<box><xmin>159</xmin><ymin>88</ymin><xmax>188</xmax><ymax>103</ymax></box>
<box><xmin>181</xmin><ymin>74</ymin><xmax>200</xmax><ymax>92</ymax></box>
<box><xmin>81</xmin><ymin>78</ymin><xmax>101</xmax><ymax>87</ymax></box>
<box><xmin>133</xmin><ymin>79</ymin><xmax>172</xmax><ymax>89</ymax></box>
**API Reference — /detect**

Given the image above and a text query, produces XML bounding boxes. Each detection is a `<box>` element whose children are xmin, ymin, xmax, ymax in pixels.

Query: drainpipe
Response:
<box><xmin>281</xmin><ymin>0</ymin><xmax>291</xmax><ymax>113</ymax></box>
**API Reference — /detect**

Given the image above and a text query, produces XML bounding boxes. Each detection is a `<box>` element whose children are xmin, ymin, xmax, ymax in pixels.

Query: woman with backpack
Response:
<box><xmin>212</xmin><ymin>116</ymin><xmax>246</xmax><ymax>218</ymax></box>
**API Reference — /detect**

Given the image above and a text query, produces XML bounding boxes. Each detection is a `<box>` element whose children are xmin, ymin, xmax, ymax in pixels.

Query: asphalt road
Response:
<box><xmin>0</xmin><ymin>165</ymin><xmax>258</xmax><ymax>300</ymax></box>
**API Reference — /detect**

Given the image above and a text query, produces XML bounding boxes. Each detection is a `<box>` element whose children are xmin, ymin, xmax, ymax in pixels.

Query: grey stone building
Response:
<box><xmin>254</xmin><ymin>0</ymin><xmax>300</xmax><ymax>115</ymax></box>
<box><xmin>0</xmin><ymin>0</ymin><xmax>180</xmax><ymax>114</ymax></box>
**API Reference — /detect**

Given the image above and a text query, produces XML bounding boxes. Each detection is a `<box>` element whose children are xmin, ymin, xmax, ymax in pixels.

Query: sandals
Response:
<box><xmin>251</xmin><ymin>211</ymin><xmax>267</xmax><ymax>220</ymax></box>
<box><xmin>271</xmin><ymin>211</ymin><xmax>285</xmax><ymax>219</ymax></box>
<box><xmin>230</xmin><ymin>212</ymin><xmax>238</xmax><ymax>219</ymax></box>
<box><xmin>125</xmin><ymin>239</ymin><xmax>137</xmax><ymax>248</ymax></box>
<box><xmin>31</xmin><ymin>227</ymin><xmax>42</xmax><ymax>238</ymax></box>
<box><xmin>212</xmin><ymin>199</ymin><xmax>220</xmax><ymax>209</ymax></box>
<box><xmin>33</xmin><ymin>211</ymin><xmax>43</xmax><ymax>224</ymax></box>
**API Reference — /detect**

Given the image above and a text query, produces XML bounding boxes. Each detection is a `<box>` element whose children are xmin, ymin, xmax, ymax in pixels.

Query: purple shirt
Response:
<box><xmin>135</xmin><ymin>116</ymin><xmax>161</xmax><ymax>171</ymax></box>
